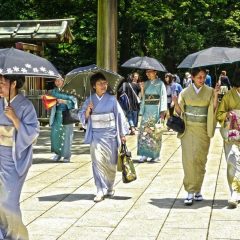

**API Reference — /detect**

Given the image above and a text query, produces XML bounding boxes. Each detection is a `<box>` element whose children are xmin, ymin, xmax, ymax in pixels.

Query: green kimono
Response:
<box><xmin>216</xmin><ymin>88</ymin><xmax>240</xmax><ymax>194</ymax></box>
<box><xmin>137</xmin><ymin>79</ymin><xmax>167</xmax><ymax>159</ymax></box>
<box><xmin>178</xmin><ymin>84</ymin><xmax>216</xmax><ymax>193</ymax></box>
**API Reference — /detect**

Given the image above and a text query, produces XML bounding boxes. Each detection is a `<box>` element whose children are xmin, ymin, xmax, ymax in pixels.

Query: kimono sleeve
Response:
<box><xmin>114</xmin><ymin>100</ymin><xmax>129</xmax><ymax>137</ymax></box>
<box><xmin>207</xmin><ymin>93</ymin><xmax>217</xmax><ymax>138</ymax></box>
<box><xmin>216</xmin><ymin>94</ymin><xmax>229</xmax><ymax>127</ymax></box>
<box><xmin>51</xmin><ymin>88</ymin><xmax>76</xmax><ymax>109</ymax></box>
<box><xmin>79</xmin><ymin>98</ymin><xmax>90</xmax><ymax>128</ymax></box>
<box><xmin>13</xmin><ymin>101</ymin><xmax>40</xmax><ymax>176</ymax></box>
<box><xmin>159</xmin><ymin>83</ymin><xmax>167</xmax><ymax>112</ymax></box>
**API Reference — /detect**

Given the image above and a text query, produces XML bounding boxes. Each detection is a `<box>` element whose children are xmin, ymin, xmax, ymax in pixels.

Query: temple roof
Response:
<box><xmin>0</xmin><ymin>19</ymin><xmax>75</xmax><ymax>43</ymax></box>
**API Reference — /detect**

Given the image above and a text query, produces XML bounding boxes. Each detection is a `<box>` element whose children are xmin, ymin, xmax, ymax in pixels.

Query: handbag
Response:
<box><xmin>42</xmin><ymin>95</ymin><xmax>57</xmax><ymax>110</ymax></box>
<box><xmin>62</xmin><ymin>109</ymin><xmax>80</xmax><ymax>125</ymax></box>
<box><xmin>166</xmin><ymin>115</ymin><xmax>185</xmax><ymax>133</ymax></box>
<box><xmin>118</xmin><ymin>143</ymin><xmax>137</xmax><ymax>183</ymax></box>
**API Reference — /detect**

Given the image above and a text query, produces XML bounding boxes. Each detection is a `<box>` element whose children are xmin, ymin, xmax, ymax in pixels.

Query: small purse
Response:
<box><xmin>166</xmin><ymin>115</ymin><xmax>185</xmax><ymax>133</ymax></box>
<box><xmin>62</xmin><ymin>109</ymin><xmax>80</xmax><ymax>125</ymax></box>
<box><xmin>118</xmin><ymin>143</ymin><xmax>137</xmax><ymax>183</ymax></box>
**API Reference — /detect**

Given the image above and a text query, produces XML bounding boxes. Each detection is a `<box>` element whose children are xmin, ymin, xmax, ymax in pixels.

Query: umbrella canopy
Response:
<box><xmin>177</xmin><ymin>47</ymin><xmax>240</xmax><ymax>69</ymax></box>
<box><xmin>0</xmin><ymin>47</ymin><xmax>60</xmax><ymax>78</ymax></box>
<box><xmin>63</xmin><ymin>64</ymin><xmax>123</xmax><ymax>99</ymax></box>
<box><xmin>121</xmin><ymin>56</ymin><xmax>167</xmax><ymax>72</ymax></box>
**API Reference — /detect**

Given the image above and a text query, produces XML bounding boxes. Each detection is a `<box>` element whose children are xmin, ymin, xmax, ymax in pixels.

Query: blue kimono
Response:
<box><xmin>137</xmin><ymin>78</ymin><xmax>167</xmax><ymax>159</ymax></box>
<box><xmin>80</xmin><ymin>93</ymin><xmax>129</xmax><ymax>195</ymax></box>
<box><xmin>50</xmin><ymin>88</ymin><xmax>77</xmax><ymax>159</ymax></box>
<box><xmin>0</xmin><ymin>94</ymin><xmax>39</xmax><ymax>239</ymax></box>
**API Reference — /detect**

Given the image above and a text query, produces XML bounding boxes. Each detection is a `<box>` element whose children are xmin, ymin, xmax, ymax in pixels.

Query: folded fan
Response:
<box><xmin>42</xmin><ymin>95</ymin><xmax>57</xmax><ymax>110</ymax></box>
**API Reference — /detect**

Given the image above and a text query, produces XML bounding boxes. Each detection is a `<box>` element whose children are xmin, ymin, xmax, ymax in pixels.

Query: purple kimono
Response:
<box><xmin>0</xmin><ymin>94</ymin><xmax>39</xmax><ymax>240</ymax></box>
<box><xmin>80</xmin><ymin>93</ymin><xmax>129</xmax><ymax>195</ymax></box>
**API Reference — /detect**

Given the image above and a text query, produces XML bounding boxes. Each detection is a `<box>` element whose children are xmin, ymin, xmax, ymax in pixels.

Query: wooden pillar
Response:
<box><xmin>97</xmin><ymin>0</ymin><xmax>118</xmax><ymax>72</ymax></box>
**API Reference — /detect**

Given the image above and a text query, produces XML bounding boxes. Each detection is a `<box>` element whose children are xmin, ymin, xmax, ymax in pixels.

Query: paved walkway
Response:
<box><xmin>20</xmin><ymin>126</ymin><xmax>239</xmax><ymax>240</ymax></box>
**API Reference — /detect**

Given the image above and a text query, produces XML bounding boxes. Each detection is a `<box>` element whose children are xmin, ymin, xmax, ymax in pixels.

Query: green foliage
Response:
<box><xmin>1</xmin><ymin>0</ymin><xmax>240</xmax><ymax>75</ymax></box>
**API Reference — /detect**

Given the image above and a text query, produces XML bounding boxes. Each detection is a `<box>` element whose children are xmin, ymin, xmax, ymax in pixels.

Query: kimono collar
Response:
<box><xmin>236</xmin><ymin>88</ymin><xmax>240</xmax><ymax>97</ymax></box>
<box><xmin>4</xmin><ymin>94</ymin><xmax>18</xmax><ymax>106</ymax></box>
<box><xmin>95</xmin><ymin>93</ymin><xmax>104</xmax><ymax>101</ymax></box>
<box><xmin>150</xmin><ymin>79</ymin><xmax>157</xmax><ymax>84</ymax></box>
<box><xmin>192</xmin><ymin>83</ymin><xmax>203</xmax><ymax>94</ymax></box>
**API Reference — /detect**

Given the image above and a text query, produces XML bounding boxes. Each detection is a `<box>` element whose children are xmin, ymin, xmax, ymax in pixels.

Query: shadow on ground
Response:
<box><xmin>150</xmin><ymin>198</ymin><xmax>228</xmax><ymax>209</ymax></box>
<box><xmin>38</xmin><ymin>194</ymin><xmax>132</xmax><ymax>202</ymax></box>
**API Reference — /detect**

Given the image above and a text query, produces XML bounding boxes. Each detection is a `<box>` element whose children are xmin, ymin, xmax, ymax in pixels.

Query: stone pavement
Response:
<box><xmin>20</xmin><ymin>126</ymin><xmax>240</xmax><ymax>240</ymax></box>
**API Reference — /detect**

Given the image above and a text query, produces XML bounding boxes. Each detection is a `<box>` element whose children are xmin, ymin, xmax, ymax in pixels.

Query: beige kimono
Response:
<box><xmin>178</xmin><ymin>85</ymin><xmax>216</xmax><ymax>193</ymax></box>
<box><xmin>216</xmin><ymin>88</ymin><xmax>240</xmax><ymax>194</ymax></box>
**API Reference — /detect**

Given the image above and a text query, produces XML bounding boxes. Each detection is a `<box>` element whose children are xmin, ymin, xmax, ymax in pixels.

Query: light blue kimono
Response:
<box><xmin>0</xmin><ymin>94</ymin><xmax>39</xmax><ymax>239</ymax></box>
<box><xmin>50</xmin><ymin>88</ymin><xmax>77</xmax><ymax>159</ymax></box>
<box><xmin>80</xmin><ymin>93</ymin><xmax>129</xmax><ymax>194</ymax></box>
<box><xmin>137</xmin><ymin>78</ymin><xmax>167</xmax><ymax>159</ymax></box>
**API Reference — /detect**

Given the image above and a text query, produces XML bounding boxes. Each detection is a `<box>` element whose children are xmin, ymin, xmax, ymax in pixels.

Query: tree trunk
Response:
<box><xmin>97</xmin><ymin>0</ymin><xmax>118</xmax><ymax>72</ymax></box>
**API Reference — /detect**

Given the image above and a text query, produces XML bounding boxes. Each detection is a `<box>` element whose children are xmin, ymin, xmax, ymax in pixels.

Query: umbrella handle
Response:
<box><xmin>8</xmin><ymin>82</ymin><xmax>11</xmax><ymax>106</ymax></box>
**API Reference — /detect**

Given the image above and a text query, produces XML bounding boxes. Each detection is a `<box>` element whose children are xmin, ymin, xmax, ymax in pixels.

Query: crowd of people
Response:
<box><xmin>0</xmin><ymin>67</ymin><xmax>239</xmax><ymax>239</ymax></box>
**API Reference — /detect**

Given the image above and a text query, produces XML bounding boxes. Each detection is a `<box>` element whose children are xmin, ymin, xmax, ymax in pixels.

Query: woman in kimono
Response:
<box><xmin>216</xmin><ymin>68</ymin><xmax>240</xmax><ymax>208</ymax></box>
<box><xmin>173</xmin><ymin>68</ymin><xmax>219</xmax><ymax>206</ymax></box>
<box><xmin>137</xmin><ymin>69</ymin><xmax>167</xmax><ymax>163</ymax></box>
<box><xmin>80</xmin><ymin>72</ymin><xmax>129</xmax><ymax>202</ymax></box>
<box><xmin>0</xmin><ymin>75</ymin><xmax>39</xmax><ymax>239</ymax></box>
<box><xmin>50</xmin><ymin>77</ymin><xmax>77</xmax><ymax>163</ymax></box>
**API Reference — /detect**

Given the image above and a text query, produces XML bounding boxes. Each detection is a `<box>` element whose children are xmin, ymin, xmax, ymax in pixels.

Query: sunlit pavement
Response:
<box><xmin>20</xmin><ymin>126</ymin><xmax>240</xmax><ymax>240</ymax></box>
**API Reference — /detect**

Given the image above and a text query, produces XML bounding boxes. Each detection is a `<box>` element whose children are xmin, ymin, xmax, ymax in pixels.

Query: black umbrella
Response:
<box><xmin>177</xmin><ymin>47</ymin><xmax>240</xmax><ymax>69</ymax></box>
<box><xmin>63</xmin><ymin>64</ymin><xmax>123</xmax><ymax>99</ymax></box>
<box><xmin>121</xmin><ymin>56</ymin><xmax>167</xmax><ymax>72</ymax></box>
<box><xmin>0</xmin><ymin>48</ymin><xmax>60</xmax><ymax>78</ymax></box>
<box><xmin>0</xmin><ymin>48</ymin><xmax>60</xmax><ymax>105</ymax></box>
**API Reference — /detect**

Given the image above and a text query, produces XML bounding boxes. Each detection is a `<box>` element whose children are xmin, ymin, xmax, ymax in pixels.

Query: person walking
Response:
<box><xmin>218</xmin><ymin>70</ymin><xmax>231</xmax><ymax>90</ymax></box>
<box><xmin>172</xmin><ymin>68</ymin><xmax>219</xmax><ymax>206</ymax></box>
<box><xmin>137</xmin><ymin>69</ymin><xmax>167</xmax><ymax>163</ymax></box>
<box><xmin>80</xmin><ymin>72</ymin><xmax>129</xmax><ymax>202</ymax></box>
<box><xmin>205</xmin><ymin>69</ymin><xmax>212</xmax><ymax>87</ymax></box>
<box><xmin>0</xmin><ymin>75</ymin><xmax>39</xmax><ymax>239</ymax></box>
<box><xmin>50</xmin><ymin>76</ymin><xmax>77</xmax><ymax>163</ymax></box>
<box><xmin>183</xmin><ymin>72</ymin><xmax>192</xmax><ymax>88</ymax></box>
<box><xmin>164</xmin><ymin>73</ymin><xmax>176</xmax><ymax>117</ymax></box>
<box><xmin>216</xmin><ymin>68</ymin><xmax>240</xmax><ymax>208</ymax></box>
<box><xmin>118</xmin><ymin>72</ymin><xmax>141</xmax><ymax>135</ymax></box>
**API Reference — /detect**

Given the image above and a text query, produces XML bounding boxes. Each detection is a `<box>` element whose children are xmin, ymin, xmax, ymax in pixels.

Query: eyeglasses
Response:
<box><xmin>96</xmin><ymin>81</ymin><xmax>108</xmax><ymax>86</ymax></box>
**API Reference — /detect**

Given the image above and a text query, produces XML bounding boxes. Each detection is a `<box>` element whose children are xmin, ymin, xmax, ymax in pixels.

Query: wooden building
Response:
<box><xmin>0</xmin><ymin>19</ymin><xmax>75</xmax><ymax>122</ymax></box>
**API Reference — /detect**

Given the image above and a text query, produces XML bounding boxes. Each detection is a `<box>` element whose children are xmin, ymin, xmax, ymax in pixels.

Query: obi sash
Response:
<box><xmin>185</xmin><ymin>105</ymin><xmax>208</xmax><ymax>123</ymax></box>
<box><xmin>91</xmin><ymin>113</ymin><xmax>116</xmax><ymax>128</ymax></box>
<box><xmin>144</xmin><ymin>94</ymin><xmax>160</xmax><ymax>105</ymax></box>
<box><xmin>0</xmin><ymin>125</ymin><xmax>15</xmax><ymax>147</ymax></box>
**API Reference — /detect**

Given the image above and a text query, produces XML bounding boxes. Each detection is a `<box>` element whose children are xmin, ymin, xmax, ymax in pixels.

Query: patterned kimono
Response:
<box><xmin>80</xmin><ymin>93</ymin><xmax>129</xmax><ymax>194</ymax></box>
<box><xmin>0</xmin><ymin>94</ymin><xmax>39</xmax><ymax>239</ymax></box>
<box><xmin>178</xmin><ymin>85</ymin><xmax>216</xmax><ymax>193</ymax></box>
<box><xmin>50</xmin><ymin>88</ymin><xmax>77</xmax><ymax>159</ymax></box>
<box><xmin>216</xmin><ymin>88</ymin><xmax>240</xmax><ymax>195</ymax></box>
<box><xmin>137</xmin><ymin>79</ymin><xmax>167</xmax><ymax>159</ymax></box>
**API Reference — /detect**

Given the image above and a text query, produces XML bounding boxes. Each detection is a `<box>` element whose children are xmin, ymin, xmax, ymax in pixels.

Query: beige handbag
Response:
<box><xmin>0</xmin><ymin>125</ymin><xmax>15</xmax><ymax>147</ymax></box>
